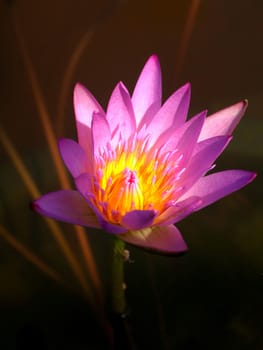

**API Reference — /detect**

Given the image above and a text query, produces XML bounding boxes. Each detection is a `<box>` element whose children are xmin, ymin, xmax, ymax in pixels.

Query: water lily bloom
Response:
<box><xmin>33</xmin><ymin>55</ymin><xmax>256</xmax><ymax>254</ymax></box>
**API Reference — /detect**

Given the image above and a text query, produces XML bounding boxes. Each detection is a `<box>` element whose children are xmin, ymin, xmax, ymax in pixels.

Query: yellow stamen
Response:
<box><xmin>92</xmin><ymin>136</ymin><xmax>185</xmax><ymax>224</ymax></box>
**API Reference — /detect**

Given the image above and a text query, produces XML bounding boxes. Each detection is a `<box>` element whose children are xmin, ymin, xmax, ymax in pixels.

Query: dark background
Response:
<box><xmin>0</xmin><ymin>0</ymin><xmax>262</xmax><ymax>349</ymax></box>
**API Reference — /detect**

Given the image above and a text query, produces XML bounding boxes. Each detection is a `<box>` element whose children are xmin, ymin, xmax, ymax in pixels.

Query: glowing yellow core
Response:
<box><xmin>92</xmin><ymin>137</ymin><xmax>184</xmax><ymax>224</ymax></box>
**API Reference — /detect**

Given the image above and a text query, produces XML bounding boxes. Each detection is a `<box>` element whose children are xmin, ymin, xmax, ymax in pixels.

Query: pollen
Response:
<box><xmin>91</xmin><ymin>135</ymin><xmax>185</xmax><ymax>224</ymax></box>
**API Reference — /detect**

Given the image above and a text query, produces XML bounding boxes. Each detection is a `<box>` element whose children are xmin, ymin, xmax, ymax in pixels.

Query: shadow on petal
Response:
<box><xmin>119</xmin><ymin>225</ymin><xmax>188</xmax><ymax>256</ymax></box>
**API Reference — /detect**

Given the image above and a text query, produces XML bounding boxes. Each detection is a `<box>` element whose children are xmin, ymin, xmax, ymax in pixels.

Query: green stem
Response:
<box><xmin>111</xmin><ymin>238</ymin><xmax>126</xmax><ymax>315</ymax></box>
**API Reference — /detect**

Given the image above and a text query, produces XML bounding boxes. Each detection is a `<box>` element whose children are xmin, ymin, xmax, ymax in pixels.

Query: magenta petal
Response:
<box><xmin>119</xmin><ymin>225</ymin><xmax>188</xmax><ymax>255</ymax></box>
<box><xmin>73</xmin><ymin>83</ymin><xmax>105</xmax><ymax>155</ymax></box>
<box><xmin>155</xmin><ymin>110</ymin><xmax>206</xmax><ymax>153</ymax></box>
<box><xmin>145</xmin><ymin>83</ymin><xmax>191</xmax><ymax>144</ymax></box>
<box><xmin>33</xmin><ymin>190</ymin><xmax>100</xmax><ymax>228</ymax></box>
<box><xmin>74</xmin><ymin>173</ymin><xmax>106</xmax><ymax>221</ymax></box>
<box><xmin>132</xmin><ymin>55</ymin><xmax>162</xmax><ymax>126</ymax></box>
<box><xmin>99</xmin><ymin>219</ymin><xmax>127</xmax><ymax>234</ymax></box>
<box><xmin>155</xmin><ymin>196</ymin><xmax>202</xmax><ymax>225</ymax></box>
<box><xmin>106</xmin><ymin>82</ymin><xmax>136</xmax><ymax>143</ymax></box>
<box><xmin>179</xmin><ymin>170</ymin><xmax>256</xmax><ymax>210</ymax></box>
<box><xmin>174</xmin><ymin>110</ymin><xmax>206</xmax><ymax>165</ymax></box>
<box><xmin>91</xmin><ymin>112</ymin><xmax>111</xmax><ymax>155</ymax></box>
<box><xmin>58</xmin><ymin>138</ymin><xmax>90</xmax><ymax>177</ymax></box>
<box><xmin>74</xmin><ymin>173</ymin><xmax>95</xmax><ymax>204</ymax></box>
<box><xmin>74</xmin><ymin>83</ymin><xmax>104</xmax><ymax>129</ymax></box>
<box><xmin>198</xmin><ymin>100</ymin><xmax>247</xmax><ymax>141</ymax></box>
<box><xmin>121</xmin><ymin>210</ymin><xmax>156</xmax><ymax>230</ymax></box>
<box><xmin>181</xmin><ymin>135</ymin><xmax>231</xmax><ymax>191</ymax></box>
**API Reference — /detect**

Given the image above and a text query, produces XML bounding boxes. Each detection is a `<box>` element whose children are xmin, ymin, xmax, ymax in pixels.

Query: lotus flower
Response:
<box><xmin>33</xmin><ymin>55</ymin><xmax>256</xmax><ymax>254</ymax></box>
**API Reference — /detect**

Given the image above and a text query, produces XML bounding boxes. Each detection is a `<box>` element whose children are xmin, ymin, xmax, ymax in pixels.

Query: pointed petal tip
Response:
<box><xmin>32</xmin><ymin>190</ymin><xmax>101</xmax><ymax>228</ymax></box>
<box><xmin>140</xmin><ymin>54</ymin><xmax>161</xmax><ymax>74</ymax></box>
<box><xmin>243</xmin><ymin>98</ymin><xmax>248</xmax><ymax>106</ymax></box>
<box><xmin>142</xmin><ymin>54</ymin><xmax>162</xmax><ymax>79</ymax></box>
<box><xmin>147</xmin><ymin>53</ymin><xmax>160</xmax><ymax>64</ymax></box>
<box><xmin>31</xmin><ymin>198</ymin><xmax>47</xmax><ymax>216</ymax></box>
<box><xmin>245</xmin><ymin>170</ymin><xmax>257</xmax><ymax>183</ymax></box>
<box><xmin>31</xmin><ymin>199</ymin><xmax>48</xmax><ymax>219</ymax></box>
<box><xmin>132</xmin><ymin>54</ymin><xmax>162</xmax><ymax>125</ymax></box>
<box><xmin>117</xmin><ymin>81</ymin><xmax>130</xmax><ymax>96</ymax></box>
<box><xmin>179</xmin><ymin>169</ymin><xmax>257</xmax><ymax>212</ymax></box>
<box><xmin>234</xmin><ymin>99</ymin><xmax>248</xmax><ymax>114</ymax></box>
<box><xmin>177</xmin><ymin>81</ymin><xmax>191</xmax><ymax>97</ymax></box>
<box><xmin>74</xmin><ymin>81</ymin><xmax>88</xmax><ymax>90</ymax></box>
<box><xmin>74</xmin><ymin>82</ymin><xmax>82</xmax><ymax>88</ymax></box>
<box><xmin>73</xmin><ymin>82</ymin><xmax>86</xmax><ymax>97</ymax></box>
<box><xmin>31</xmin><ymin>198</ymin><xmax>55</xmax><ymax>221</ymax></box>
<box><xmin>30</xmin><ymin>200</ymin><xmax>39</xmax><ymax>213</ymax></box>
<box><xmin>203</xmin><ymin>108</ymin><xmax>208</xmax><ymax>116</ymax></box>
<box><xmin>240</xmin><ymin>99</ymin><xmax>248</xmax><ymax>114</ymax></box>
<box><xmin>199</xmin><ymin>99</ymin><xmax>249</xmax><ymax>141</ymax></box>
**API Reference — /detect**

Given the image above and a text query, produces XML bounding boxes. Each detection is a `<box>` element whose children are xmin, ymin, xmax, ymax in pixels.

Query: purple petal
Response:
<box><xmin>33</xmin><ymin>190</ymin><xmax>100</xmax><ymax>228</ymax></box>
<box><xmin>119</xmin><ymin>225</ymin><xmax>188</xmax><ymax>255</ymax></box>
<box><xmin>121</xmin><ymin>210</ymin><xmax>156</xmax><ymax>230</ymax></box>
<box><xmin>173</xmin><ymin>110</ymin><xmax>206</xmax><ymax>166</ymax></box>
<box><xmin>99</xmin><ymin>219</ymin><xmax>127</xmax><ymax>234</ymax></box>
<box><xmin>74</xmin><ymin>173</ymin><xmax>95</xmax><ymax>205</ymax></box>
<box><xmin>74</xmin><ymin>173</ymin><xmax>105</xmax><ymax>221</ymax></box>
<box><xmin>73</xmin><ymin>83</ymin><xmax>105</xmax><ymax>155</ymax></box>
<box><xmin>91</xmin><ymin>112</ymin><xmax>111</xmax><ymax>155</ymax></box>
<box><xmin>132</xmin><ymin>55</ymin><xmax>162</xmax><ymax>126</ymax></box>
<box><xmin>155</xmin><ymin>196</ymin><xmax>202</xmax><ymax>225</ymax></box>
<box><xmin>198</xmin><ymin>100</ymin><xmax>247</xmax><ymax>141</ymax></box>
<box><xmin>179</xmin><ymin>170</ymin><xmax>256</xmax><ymax>210</ymax></box>
<box><xmin>144</xmin><ymin>83</ymin><xmax>191</xmax><ymax>145</ymax></box>
<box><xmin>74</xmin><ymin>83</ymin><xmax>104</xmax><ymax>129</ymax></box>
<box><xmin>106</xmin><ymin>82</ymin><xmax>136</xmax><ymax>144</ymax></box>
<box><xmin>155</xmin><ymin>110</ymin><xmax>206</xmax><ymax>153</ymax></box>
<box><xmin>58</xmin><ymin>138</ymin><xmax>91</xmax><ymax>178</ymax></box>
<box><xmin>181</xmin><ymin>135</ymin><xmax>231</xmax><ymax>192</ymax></box>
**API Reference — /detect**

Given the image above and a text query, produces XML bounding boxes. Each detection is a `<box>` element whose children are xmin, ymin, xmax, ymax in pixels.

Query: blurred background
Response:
<box><xmin>0</xmin><ymin>0</ymin><xmax>262</xmax><ymax>349</ymax></box>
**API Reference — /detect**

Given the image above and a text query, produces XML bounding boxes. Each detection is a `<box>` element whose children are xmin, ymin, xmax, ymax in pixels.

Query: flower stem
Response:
<box><xmin>111</xmin><ymin>238</ymin><xmax>137</xmax><ymax>350</ymax></box>
<box><xmin>111</xmin><ymin>238</ymin><xmax>126</xmax><ymax>315</ymax></box>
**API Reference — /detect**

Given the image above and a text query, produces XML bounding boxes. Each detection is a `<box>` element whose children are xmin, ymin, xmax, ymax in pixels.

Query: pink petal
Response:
<box><xmin>173</xmin><ymin>110</ymin><xmax>205</xmax><ymax>166</ymax></box>
<box><xmin>181</xmin><ymin>135</ymin><xmax>231</xmax><ymax>192</ymax></box>
<box><xmin>119</xmin><ymin>225</ymin><xmax>188</xmax><ymax>255</ymax></box>
<box><xmin>132</xmin><ymin>55</ymin><xmax>162</xmax><ymax>126</ymax></box>
<box><xmin>74</xmin><ymin>83</ymin><xmax>104</xmax><ymax>128</ymax></box>
<box><xmin>33</xmin><ymin>190</ymin><xmax>100</xmax><ymax>228</ymax></box>
<box><xmin>155</xmin><ymin>110</ymin><xmax>207</xmax><ymax>153</ymax></box>
<box><xmin>198</xmin><ymin>100</ymin><xmax>247</xmax><ymax>141</ymax></box>
<box><xmin>74</xmin><ymin>83</ymin><xmax>105</xmax><ymax>153</ymax></box>
<box><xmin>144</xmin><ymin>83</ymin><xmax>191</xmax><ymax>144</ymax></box>
<box><xmin>74</xmin><ymin>173</ymin><xmax>96</xmax><ymax>207</ymax></box>
<box><xmin>58</xmin><ymin>138</ymin><xmax>91</xmax><ymax>177</ymax></box>
<box><xmin>155</xmin><ymin>196</ymin><xmax>202</xmax><ymax>225</ymax></box>
<box><xmin>179</xmin><ymin>170</ymin><xmax>256</xmax><ymax>210</ymax></box>
<box><xmin>106</xmin><ymin>82</ymin><xmax>136</xmax><ymax>143</ymax></box>
<box><xmin>121</xmin><ymin>210</ymin><xmax>156</xmax><ymax>230</ymax></box>
<box><xmin>91</xmin><ymin>112</ymin><xmax>111</xmax><ymax>156</ymax></box>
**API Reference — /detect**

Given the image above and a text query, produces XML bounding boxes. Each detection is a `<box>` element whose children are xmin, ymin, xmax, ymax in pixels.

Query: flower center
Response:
<box><xmin>92</xmin><ymin>135</ymin><xmax>185</xmax><ymax>224</ymax></box>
